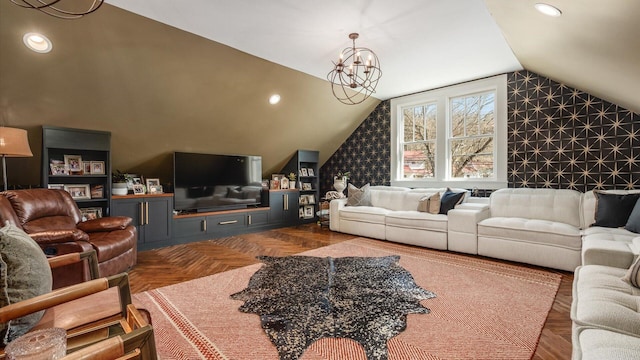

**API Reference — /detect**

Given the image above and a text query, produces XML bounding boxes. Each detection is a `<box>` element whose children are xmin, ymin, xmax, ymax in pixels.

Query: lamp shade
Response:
<box><xmin>0</xmin><ymin>127</ymin><xmax>33</xmax><ymax>157</ymax></box>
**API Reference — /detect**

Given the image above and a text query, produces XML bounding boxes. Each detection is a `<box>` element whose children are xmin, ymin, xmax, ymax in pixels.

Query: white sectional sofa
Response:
<box><xmin>329</xmin><ymin>186</ymin><xmax>488</xmax><ymax>250</ymax></box>
<box><xmin>329</xmin><ymin>185</ymin><xmax>640</xmax><ymax>359</ymax></box>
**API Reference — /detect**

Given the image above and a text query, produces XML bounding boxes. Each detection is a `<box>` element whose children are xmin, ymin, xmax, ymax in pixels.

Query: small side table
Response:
<box><xmin>317</xmin><ymin>200</ymin><xmax>330</xmax><ymax>228</ymax></box>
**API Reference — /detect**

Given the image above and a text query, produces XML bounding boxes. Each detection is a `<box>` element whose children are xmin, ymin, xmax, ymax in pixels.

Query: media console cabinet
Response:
<box><xmin>113</xmin><ymin>189</ymin><xmax>301</xmax><ymax>251</ymax></box>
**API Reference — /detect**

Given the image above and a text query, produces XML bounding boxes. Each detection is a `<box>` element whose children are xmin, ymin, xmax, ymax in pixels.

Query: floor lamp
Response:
<box><xmin>0</xmin><ymin>127</ymin><xmax>33</xmax><ymax>191</ymax></box>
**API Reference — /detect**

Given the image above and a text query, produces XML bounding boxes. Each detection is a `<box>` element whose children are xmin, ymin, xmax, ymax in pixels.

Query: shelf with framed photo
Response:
<box><xmin>42</xmin><ymin>126</ymin><xmax>113</xmax><ymax>216</ymax></box>
<box><xmin>280</xmin><ymin>150</ymin><xmax>319</xmax><ymax>224</ymax></box>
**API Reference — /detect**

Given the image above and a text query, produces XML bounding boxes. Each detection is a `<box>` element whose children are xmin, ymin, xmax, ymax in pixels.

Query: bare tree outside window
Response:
<box><xmin>450</xmin><ymin>92</ymin><xmax>495</xmax><ymax>178</ymax></box>
<box><xmin>401</xmin><ymin>103</ymin><xmax>436</xmax><ymax>178</ymax></box>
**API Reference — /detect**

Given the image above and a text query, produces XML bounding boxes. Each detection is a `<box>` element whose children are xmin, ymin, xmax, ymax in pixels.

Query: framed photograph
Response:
<box><xmin>83</xmin><ymin>161</ymin><xmax>92</xmax><ymax>175</ymax></box>
<box><xmin>271</xmin><ymin>174</ymin><xmax>284</xmax><ymax>180</ymax></box>
<box><xmin>307</xmin><ymin>194</ymin><xmax>316</xmax><ymax>204</ymax></box>
<box><xmin>299</xmin><ymin>195</ymin><xmax>308</xmax><ymax>205</ymax></box>
<box><xmin>90</xmin><ymin>184</ymin><xmax>104</xmax><ymax>199</ymax></box>
<box><xmin>148</xmin><ymin>185</ymin><xmax>163</xmax><ymax>194</ymax></box>
<box><xmin>132</xmin><ymin>184</ymin><xmax>145</xmax><ymax>195</ymax></box>
<box><xmin>280</xmin><ymin>177</ymin><xmax>289</xmax><ymax>189</ymax></box>
<box><xmin>302</xmin><ymin>182</ymin><xmax>312</xmax><ymax>191</ymax></box>
<box><xmin>50</xmin><ymin>164</ymin><xmax>68</xmax><ymax>176</ymax></box>
<box><xmin>146</xmin><ymin>178</ymin><xmax>160</xmax><ymax>188</ymax></box>
<box><xmin>261</xmin><ymin>179</ymin><xmax>269</xmax><ymax>189</ymax></box>
<box><xmin>47</xmin><ymin>184</ymin><xmax>65</xmax><ymax>190</ymax></box>
<box><xmin>299</xmin><ymin>207</ymin><xmax>305</xmax><ymax>218</ymax></box>
<box><xmin>300</xmin><ymin>168</ymin><xmax>308</xmax><ymax>177</ymax></box>
<box><xmin>304</xmin><ymin>205</ymin><xmax>314</xmax><ymax>218</ymax></box>
<box><xmin>64</xmin><ymin>155</ymin><xmax>83</xmax><ymax>174</ymax></box>
<box><xmin>270</xmin><ymin>179</ymin><xmax>280</xmax><ymax>190</ymax></box>
<box><xmin>81</xmin><ymin>207</ymin><xmax>103</xmax><ymax>221</ymax></box>
<box><xmin>307</xmin><ymin>168</ymin><xmax>315</xmax><ymax>176</ymax></box>
<box><xmin>90</xmin><ymin>161</ymin><xmax>105</xmax><ymax>175</ymax></box>
<box><xmin>64</xmin><ymin>184</ymin><xmax>91</xmax><ymax>200</ymax></box>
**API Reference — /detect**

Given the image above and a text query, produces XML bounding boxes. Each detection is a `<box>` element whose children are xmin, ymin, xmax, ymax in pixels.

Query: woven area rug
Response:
<box><xmin>133</xmin><ymin>238</ymin><xmax>562</xmax><ymax>360</ymax></box>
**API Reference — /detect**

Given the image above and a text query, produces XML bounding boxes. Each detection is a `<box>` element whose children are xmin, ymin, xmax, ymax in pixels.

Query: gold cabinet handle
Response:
<box><xmin>248</xmin><ymin>215</ymin><xmax>252</xmax><ymax>225</ymax></box>
<box><xmin>219</xmin><ymin>220</ymin><xmax>238</xmax><ymax>225</ymax></box>
<box><xmin>145</xmin><ymin>202</ymin><xmax>149</xmax><ymax>225</ymax></box>
<box><xmin>202</xmin><ymin>219</ymin><xmax>207</xmax><ymax>232</ymax></box>
<box><xmin>284</xmin><ymin>194</ymin><xmax>288</xmax><ymax>211</ymax></box>
<box><xmin>139</xmin><ymin>202</ymin><xmax>144</xmax><ymax>226</ymax></box>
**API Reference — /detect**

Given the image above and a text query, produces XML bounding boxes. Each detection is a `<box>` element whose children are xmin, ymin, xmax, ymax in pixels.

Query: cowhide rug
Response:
<box><xmin>230</xmin><ymin>255</ymin><xmax>436</xmax><ymax>360</ymax></box>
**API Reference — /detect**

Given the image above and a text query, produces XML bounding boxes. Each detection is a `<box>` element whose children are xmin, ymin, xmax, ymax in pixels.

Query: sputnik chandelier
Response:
<box><xmin>327</xmin><ymin>33</ymin><xmax>382</xmax><ymax>105</ymax></box>
<box><xmin>11</xmin><ymin>0</ymin><xmax>104</xmax><ymax>19</ymax></box>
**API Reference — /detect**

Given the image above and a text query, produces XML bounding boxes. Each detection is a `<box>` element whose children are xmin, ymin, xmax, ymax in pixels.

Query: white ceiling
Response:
<box><xmin>105</xmin><ymin>0</ymin><xmax>523</xmax><ymax>100</ymax></box>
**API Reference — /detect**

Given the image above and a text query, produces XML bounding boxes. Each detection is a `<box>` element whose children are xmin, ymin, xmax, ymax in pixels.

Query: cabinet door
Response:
<box><xmin>144</xmin><ymin>197</ymin><xmax>172</xmax><ymax>243</ymax></box>
<box><xmin>286</xmin><ymin>193</ymin><xmax>299</xmax><ymax>224</ymax></box>
<box><xmin>112</xmin><ymin>198</ymin><xmax>144</xmax><ymax>242</ymax></box>
<box><xmin>269</xmin><ymin>192</ymin><xmax>285</xmax><ymax>225</ymax></box>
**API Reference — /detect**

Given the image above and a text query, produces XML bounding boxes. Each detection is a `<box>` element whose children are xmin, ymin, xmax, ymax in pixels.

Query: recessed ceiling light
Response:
<box><xmin>23</xmin><ymin>32</ymin><xmax>52</xmax><ymax>53</ymax></box>
<box><xmin>269</xmin><ymin>94</ymin><xmax>281</xmax><ymax>105</ymax></box>
<box><xmin>535</xmin><ymin>3</ymin><xmax>562</xmax><ymax>17</ymax></box>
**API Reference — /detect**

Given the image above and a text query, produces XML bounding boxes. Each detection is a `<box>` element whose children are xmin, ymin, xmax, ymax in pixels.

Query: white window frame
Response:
<box><xmin>390</xmin><ymin>74</ymin><xmax>508</xmax><ymax>189</ymax></box>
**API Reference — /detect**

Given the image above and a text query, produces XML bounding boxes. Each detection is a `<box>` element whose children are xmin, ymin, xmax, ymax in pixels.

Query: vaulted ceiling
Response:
<box><xmin>1</xmin><ymin>0</ymin><xmax>638</xmax><ymax>186</ymax></box>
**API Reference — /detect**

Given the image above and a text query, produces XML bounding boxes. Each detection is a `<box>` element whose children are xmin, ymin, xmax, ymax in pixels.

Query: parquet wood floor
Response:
<box><xmin>129</xmin><ymin>224</ymin><xmax>573</xmax><ymax>359</ymax></box>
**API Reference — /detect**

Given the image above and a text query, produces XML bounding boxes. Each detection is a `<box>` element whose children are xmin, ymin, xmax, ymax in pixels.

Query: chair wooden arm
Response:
<box><xmin>61</xmin><ymin>324</ymin><xmax>156</xmax><ymax>360</ymax></box>
<box><xmin>48</xmin><ymin>250</ymin><xmax>100</xmax><ymax>280</ymax></box>
<box><xmin>0</xmin><ymin>273</ymin><xmax>131</xmax><ymax>324</ymax></box>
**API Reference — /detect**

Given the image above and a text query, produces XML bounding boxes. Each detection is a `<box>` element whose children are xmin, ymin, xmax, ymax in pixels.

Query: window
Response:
<box><xmin>391</xmin><ymin>75</ymin><xmax>507</xmax><ymax>189</ymax></box>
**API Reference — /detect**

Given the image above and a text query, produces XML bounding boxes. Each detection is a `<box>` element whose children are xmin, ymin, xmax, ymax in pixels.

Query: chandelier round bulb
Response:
<box><xmin>327</xmin><ymin>33</ymin><xmax>382</xmax><ymax>105</ymax></box>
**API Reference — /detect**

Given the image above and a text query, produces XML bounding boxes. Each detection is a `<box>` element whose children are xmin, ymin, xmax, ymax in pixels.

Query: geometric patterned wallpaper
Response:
<box><xmin>319</xmin><ymin>70</ymin><xmax>639</xmax><ymax>196</ymax></box>
<box><xmin>319</xmin><ymin>100</ymin><xmax>391</xmax><ymax>195</ymax></box>
<box><xmin>508</xmin><ymin>70</ymin><xmax>638</xmax><ymax>191</ymax></box>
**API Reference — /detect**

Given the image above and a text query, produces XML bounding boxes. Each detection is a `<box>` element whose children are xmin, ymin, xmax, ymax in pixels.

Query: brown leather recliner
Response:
<box><xmin>0</xmin><ymin>189</ymin><xmax>137</xmax><ymax>287</ymax></box>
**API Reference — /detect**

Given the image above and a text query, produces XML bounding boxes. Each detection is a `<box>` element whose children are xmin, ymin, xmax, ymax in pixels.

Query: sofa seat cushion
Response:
<box><xmin>478</xmin><ymin>217</ymin><xmax>582</xmax><ymax>250</ymax></box>
<box><xmin>582</xmin><ymin>226</ymin><xmax>637</xmax><ymax>241</ymax></box>
<box><xmin>571</xmin><ymin>265</ymin><xmax>640</xmax><ymax>337</ymax></box>
<box><xmin>339</xmin><ymin>206</ymin><xmax>390</xmax><ymax>224</ymax></box>
<box><xmin>385</xmin><ymin>211</ymin><xmax>448</xmax><ymax>232</ymax></box>
<box><xmin>574</xmin><ymin>327</ymin><xmax>640</xmax><ymax>360</ymax></box>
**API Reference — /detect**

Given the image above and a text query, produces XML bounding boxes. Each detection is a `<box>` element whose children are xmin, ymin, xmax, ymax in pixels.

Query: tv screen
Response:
<box><xmin>173</xmin><ymin>152</ymin><xmax>263</xmax><ymax>212</ymax></box>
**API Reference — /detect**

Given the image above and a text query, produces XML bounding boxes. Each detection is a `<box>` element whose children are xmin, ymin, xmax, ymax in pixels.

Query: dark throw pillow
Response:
<box><xmin>346</xmin><ymin>183</ymin><xmax>371</xmax><ymax>207</ymax></box>
<box><xmin>624</xmin><ymin>198</ymin><xmax>640</xmax><ymax>233</ymax></box>
<box><xmin>439</xmin><ymin>188</ymin><xmax>465</xmax><ymax>214</ymax></box>
<box><xmin>0</xmin><ymin>223</ymin><xmax>53</xmax><ymax>345</ymax></box>
<box><xmin>592</xmin><ymin>192</ymin><xmax>640</xmax><ymax>228</ymax></box>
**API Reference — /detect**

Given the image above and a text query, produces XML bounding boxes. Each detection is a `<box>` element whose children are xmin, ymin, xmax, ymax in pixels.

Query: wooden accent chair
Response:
<box><xmin>0</xmin><ymin>251</ymin><xmax>157</xmax><ymax>359</ymax></box>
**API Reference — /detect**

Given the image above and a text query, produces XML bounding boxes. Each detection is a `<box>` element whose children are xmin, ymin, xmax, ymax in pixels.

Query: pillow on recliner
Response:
<box><xmin>439</xmin><ymin>188</ymin><xmax>465</xmax><ymax>214</ymax></box>
<box><xmin>624</xmin><ymin>199</ymin><xmax>640</xmax><ymax>233</ymax></box>
<box><xmin>418</xmin><ymin>193</ymin><xmax>440</xmax><ymax>214</ymax></box>
<box><xmin>0</xmin><ymin>223</ymin><xmax>53</xmax><ymax>345</ymax></box>
<box><xmin>346</xmin><ymin>183</ymin><xmax>371</xmax><ymax>206</ymax></box>
<box><xmin>592</xmin><ymin>191</ymin><xmax>640</xmax><ymax>228</ymax></box>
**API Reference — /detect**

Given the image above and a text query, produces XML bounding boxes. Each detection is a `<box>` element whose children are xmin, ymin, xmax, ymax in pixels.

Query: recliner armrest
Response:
<box><xmin>329</xmin><ymin>198</ymin><xmax>348</xmax><ymax>232</ymax></box>
<box><xmin>77</xmin><ymin>216</ymin><xmax>133</xmax><ymax>233</ymax></box>
<box><xmin>30</xmin><ymin>229</ymin><xmax>90</xmax><ymax>244</ymax></box>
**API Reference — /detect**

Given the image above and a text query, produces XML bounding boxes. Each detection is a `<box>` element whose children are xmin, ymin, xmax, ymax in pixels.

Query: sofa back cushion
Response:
<box><xmin>2</xmin><ymin>189</ymin><xmax>83</xmax><ymax>233</ymax></box>
<box><xmin>489</xmin><ymin>188</ymin><xmax>582</xmax><ymax>228</ymax></box>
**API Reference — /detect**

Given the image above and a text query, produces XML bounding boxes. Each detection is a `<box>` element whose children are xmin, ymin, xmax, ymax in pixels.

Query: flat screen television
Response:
<box><xmin>173</xmin><ymin>152</ymin><xmax>264</xmax><ymax>212</ymax></box>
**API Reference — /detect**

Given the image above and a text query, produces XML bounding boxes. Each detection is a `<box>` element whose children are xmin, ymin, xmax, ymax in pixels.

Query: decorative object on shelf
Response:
<box><xmin>308</xmin><ymin>168</ymin><xmax>315</xmax><ymax>176</ymax></box>
<box><xmin>112</xmin><ymin>170</ymin><xmax>130</xmax><ymax>196</ymax></box>
<box><xmin>64</xmin><ymin>154</ymin><xmax>82</xmax><ymax>174</ymax></box>
<box><xmin>82</xmin><ymin>161</ymin><xmax>92</xmax><ymax>174</ymax></box>
<box><xmin>132</xmin><ymin>184</ymin><xmax>145</xmax><ymax>195</ymax></box>
<box><xmin>145</xmin><ymin>178</ymin><xmax>160</xmax><ymax>189</ymax></box>
<box><xmin>0</xmin><ymin>127</ymin><xmax>33</xmax><ymax>191</ymax></box>
<box><xmin>304</xmin><ymin>205</ymin><xmax>314</xmax><ymax>218</ymax></box>
<box><xmin>302</xmin><ymin>182</ymin><xmax>312</xmax><ymax>191</ymax></box>
<box><xmin>148</xmin><ymin>184</ymin><xmax>163</xmax><ymax>194</ymax></box>
<box><xmin>280</xmin><ymin>177</ymin><xmax>289</xmax><ymax>189</ymax></box>
<box><xmin>288</xmin><ymin>172</ymin><xmax>297</xmax><ymax>189</ymax></box>
<box><xmin>90</xmin><ymin>184</ymin><xmax>103</xmax><ymax>198</ymax></box>
<box><xmin>90</xmin><ymin>161</ymin><xmax>105</xmax><ymax>174</ymax></box>
<box><xmin>47</xmin><ymin>184</ymin><xmax>64</xmax><ymax>190</ymax></box>
<box><xmin>270</xmin><ymin>179</ymin><xmax>280</xmax><ymax>190</ymax></box>
<box><xmin>327</xmin><ymin>33</ymin><xmax>382</xmax><ymax>105</ymax></box>
<box><xmin>80</xmin><ymin>207</ymin><xmax>102</xmax><ymax>220</ymax></box>
<box><xmin>64</xmin><ymin>184</ymin><xmax>91</xmax><ymax>200</ymax></box>
<box><xmin>300</xmin><ymin>168</ymin><xmax>308</xmax><ymax>177</ymax></box>
<box><xmin>10</xmin><ymin>0</ymin><xmax>104</xmax><ymax>20</ymax></box>
<box><xmin>49</xmin><ymin>163</ymin><xmax>68</xmax><ymax>175</ymax></box>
